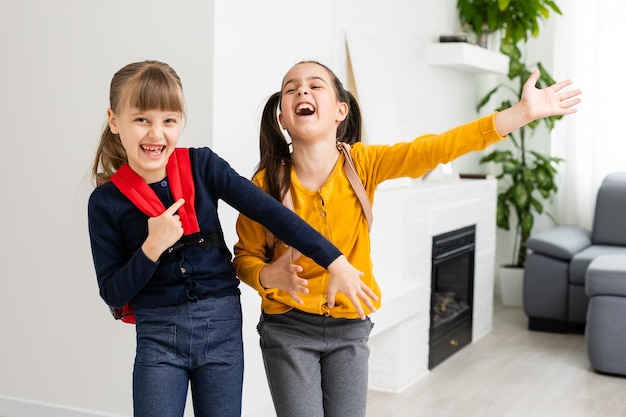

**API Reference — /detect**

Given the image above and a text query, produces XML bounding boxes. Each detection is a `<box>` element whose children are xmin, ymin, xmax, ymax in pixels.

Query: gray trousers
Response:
<box><xmin>257</xmin><ymin>309</ymin><xmax>374</xmax><ymax>417</ymax></box>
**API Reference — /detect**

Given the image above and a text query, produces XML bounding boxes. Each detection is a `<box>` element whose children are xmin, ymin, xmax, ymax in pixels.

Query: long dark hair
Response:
<box><xmin>257</xmin><ymin>61</ymin><xmax>363</xmax><ymax>202</ymax></box>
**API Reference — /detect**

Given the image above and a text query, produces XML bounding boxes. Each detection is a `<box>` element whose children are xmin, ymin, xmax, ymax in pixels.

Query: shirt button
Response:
<box><xmin>160</xmin><ymin>180</ymin><xmax>168</xmax><ymax>188</ymax></box>
<box><xmin>180</xmin><ymin>267</ymin><xmax>187</xmax><ymax>275</ymax></box>
<box><xmin>320</xmin><ymin>211</ymin><xmax>326</xmax><ymax>217</ymax></box>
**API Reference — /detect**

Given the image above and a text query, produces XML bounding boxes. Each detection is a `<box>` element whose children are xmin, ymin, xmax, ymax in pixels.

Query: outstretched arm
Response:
<box><xmin>494</xmin><ymin>70</ymin><xmax>582</xmax><ymax>137</ymax></box>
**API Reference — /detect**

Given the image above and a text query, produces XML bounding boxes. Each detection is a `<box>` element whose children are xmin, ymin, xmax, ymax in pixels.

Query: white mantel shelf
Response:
<box><xmin>367</xmin><ymin>178</ymin><xmax>497</xmax><ymax>393</ymax></box>
<box><xmin>426</xmin><ymin>42</ymin><xmax>509</xmax><ymax>74</ymax></box>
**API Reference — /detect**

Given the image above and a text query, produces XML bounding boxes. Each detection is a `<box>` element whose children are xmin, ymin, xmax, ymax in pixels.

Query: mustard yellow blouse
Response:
<box><xmin>233</xmin><ymin>113</ymin><xmax>505</xmax><ymax>319</ymax></box>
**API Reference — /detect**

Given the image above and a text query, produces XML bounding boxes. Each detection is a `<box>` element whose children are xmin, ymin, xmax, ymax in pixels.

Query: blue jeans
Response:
<box><xmin>258</xmin><ymin>309</ymin><xmax>374</xmax><ymax>417</ymax></box>
<box><xmin>132</xmin><ymin>295</ymin><xmax>243</xmax><ymax>417</ymax></box>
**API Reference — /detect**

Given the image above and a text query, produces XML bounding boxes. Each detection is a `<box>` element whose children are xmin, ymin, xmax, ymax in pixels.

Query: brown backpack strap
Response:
<box><xmin>264</xmin><ymin>144</ymin><xmax>373</xmax><ymax>260</ymax></box>
<box><xmin>336</xmin><ymin>142</ymin><xmax>373</xmax><ymax>230</ymax></box>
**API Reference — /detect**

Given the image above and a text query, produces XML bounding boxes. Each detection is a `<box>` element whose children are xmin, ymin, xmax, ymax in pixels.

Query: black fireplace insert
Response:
<box><xmin>428</xmin><ymin>225</ymin><xmax>476</xmax><ymax>369</ymax></box>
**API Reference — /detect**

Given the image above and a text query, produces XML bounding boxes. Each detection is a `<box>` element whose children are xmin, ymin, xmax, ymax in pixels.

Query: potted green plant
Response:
<box><xmin>456</xmin><ymin>0</ymin><xmax>562</xmax><ymax>49</ymax></box>
<box><xmin>456</xmin><ymin>0</ymin><xmax>564</xmax><ymax>305</ymax></box>
<box><xmin>478</xmin><ymin>43</ymin><xmax>564</xmax><ymax>269</ymax></box>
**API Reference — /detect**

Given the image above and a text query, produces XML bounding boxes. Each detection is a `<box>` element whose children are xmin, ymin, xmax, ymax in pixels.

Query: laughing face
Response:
<box><xmin>279</xmin><ymin>62</ymin><xmax>348</xmax><ymax>142</ymax></box>
<box><xmin>107</xmin><ymin>103</ymin><xmax>182</xmax><ymax>184</ymax></box>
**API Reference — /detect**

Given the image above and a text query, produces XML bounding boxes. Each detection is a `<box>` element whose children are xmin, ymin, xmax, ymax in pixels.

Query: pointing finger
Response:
<box><xmin>163</xmin><ymin>198</ymin><xmax>185</xmax><ymax>216</ymax></box>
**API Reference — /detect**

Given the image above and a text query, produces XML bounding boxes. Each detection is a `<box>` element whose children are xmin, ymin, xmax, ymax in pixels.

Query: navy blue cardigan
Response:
<box><xmin>88</xmin><ymin>147</ymin><xmax>342</xmax><ymax>309</ymax></box>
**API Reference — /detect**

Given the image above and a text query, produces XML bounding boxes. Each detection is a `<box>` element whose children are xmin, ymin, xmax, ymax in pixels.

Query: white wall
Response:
<box><xmin>0</xmin><ymin>0</ymin><xmax>545</xmax><ymax>416</ymax></box>
<box><xmin>0</xmin><ymin>1</ymin><xmax>214</xmax><ymax>416</ymax></box>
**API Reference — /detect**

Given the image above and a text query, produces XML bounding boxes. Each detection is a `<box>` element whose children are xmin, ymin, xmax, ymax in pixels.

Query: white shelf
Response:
<box><xmin>426</xmin><ymin>43</ymin><xmax>509</xmax><ymax>74</ymax></box>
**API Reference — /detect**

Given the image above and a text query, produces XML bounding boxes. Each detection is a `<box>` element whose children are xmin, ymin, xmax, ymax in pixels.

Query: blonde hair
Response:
<box><xmin>92</xmin><ymin>60</ymin><xmax>186</xmax><ymax>184</ymax></box>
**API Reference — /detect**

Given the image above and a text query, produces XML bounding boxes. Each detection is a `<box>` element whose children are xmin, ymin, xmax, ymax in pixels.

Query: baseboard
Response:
<box><xmin>0</xmin><ymin>395</ymin><xmax>124</xmax><ymax>417</ymax></box>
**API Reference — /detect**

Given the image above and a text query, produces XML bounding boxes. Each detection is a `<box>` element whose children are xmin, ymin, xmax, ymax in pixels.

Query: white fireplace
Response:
<box><xmin>367</xmin><ymin>178</ymin><xmax>497</xmax><ymax>392</ymax></box>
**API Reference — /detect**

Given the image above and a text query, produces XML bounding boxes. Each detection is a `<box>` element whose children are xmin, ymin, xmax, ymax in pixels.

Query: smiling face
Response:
<box><xmin>278</xmin><ymin>62</ymin><xmax>348</xmax><ymax>143</ymax></box>
<box><xmin>108</xmin><ymin>103</ymin><xmax>182</xmax><ymax>183</ymax></box>
<box><xmin>105</xmin><ymin>63</ymin><xmax>186</xmax><ymax>184</ymax></box>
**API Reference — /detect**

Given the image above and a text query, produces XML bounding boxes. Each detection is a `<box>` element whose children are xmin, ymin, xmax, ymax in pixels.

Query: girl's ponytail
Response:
<box><xmin>92</xmin><ymin>123</ymin><xmax>127</xmax><ymax>185</ymax></box>
<box><xmin>257</xmin><ymin>92</ymin><xmax>292</xmax><ymax>202</ymax></box>
<box><xmin>337</xmin><ymin>91</ymin><xmax>362</xmax><ymax>145</ymax></box>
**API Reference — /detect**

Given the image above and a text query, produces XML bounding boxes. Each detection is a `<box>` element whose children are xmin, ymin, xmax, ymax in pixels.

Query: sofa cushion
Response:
<box><xmin>592</xmin><ymin>172</ymin><xmax>626</xmax><ymax>246</ymax></box>
<box><xmin>527</xmin><ymin>225</ymin><xmax>591</xmax><ymax>260</ymax></box>
<box><xmin>570</xmin><ymin>246</ymin><xmax>626</xmax><ymax>285</ymax></box>
<box><xmin>586</xmin><ymin>254</ymin><xmax>626</xmax><ymax>298</ymax></box>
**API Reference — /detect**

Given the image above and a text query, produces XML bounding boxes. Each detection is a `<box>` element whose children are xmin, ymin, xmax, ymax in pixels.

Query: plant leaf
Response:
<box><xmin>512</xmin><ymin>182</ymin><xmax>529</xmax><ymax>210</ymax></box>
<box><xmin>520</xmin><ymin>212</ymin><xmax>534</xmax><ymax>235</ymax></box>
<box><xmin>476</xmin><ymin>85</ymin><xmax>503</xmax><ymax>113</ymax></box>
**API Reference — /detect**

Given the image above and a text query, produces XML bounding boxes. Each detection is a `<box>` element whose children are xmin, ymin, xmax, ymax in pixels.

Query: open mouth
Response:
<box><xmin>140</xmin><ymin>145</ymin><xmax>165</xmax><ymax>156</ymax></box>
<box><xmin>295</xmin><ymin>103</ymin><xmax>315</xmax><ymax>116</ymax></box>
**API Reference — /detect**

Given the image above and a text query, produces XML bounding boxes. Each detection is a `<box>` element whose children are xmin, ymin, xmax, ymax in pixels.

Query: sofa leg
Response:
<box><xmin>527</xmin><ymin>317</ymin><xmax>586</xmax><ymax>334</ymax></box>
<box><xmin>567</xmin><ymin>322</ymin><xmax>586</xmax><ymax>334</ymax></box>
<box><xmin>528</xmin><ymin>317</ymin><xmax>568</xmax><ymax>333</ymax></box>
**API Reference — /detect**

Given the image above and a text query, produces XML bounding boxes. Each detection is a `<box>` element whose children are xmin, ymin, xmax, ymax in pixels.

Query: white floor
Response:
<box><xmin>366</xmin><ymin>301</ymin><xmax>626</xmax><ymax>417</ymax></box>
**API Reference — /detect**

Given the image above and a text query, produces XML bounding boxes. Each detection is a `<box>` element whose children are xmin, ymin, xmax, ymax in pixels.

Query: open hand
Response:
<box><xmin>326</xmin><ymin>255</ymin><xmax>378</xmax><ymax>320</ymax></box>
<box><xmin>495</xmin><ymin>70</ymin><xmax>582</xmax><ymax>136</ymax></box>
<box><xmin>259</xmin><ymin>248</ymin><xmax>308</xmax><ymax>304</ymax></box>
<box><xmin>521</xmin><ymin>69</ymin><xmax>582</xmax><ymax>121</ymax></box>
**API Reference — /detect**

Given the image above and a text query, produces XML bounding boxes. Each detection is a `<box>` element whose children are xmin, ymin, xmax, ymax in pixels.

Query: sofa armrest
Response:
<box><xmin>527</xmin><ymin>225</ymin><xmax>592</xmax><ymax>261</ymax></box>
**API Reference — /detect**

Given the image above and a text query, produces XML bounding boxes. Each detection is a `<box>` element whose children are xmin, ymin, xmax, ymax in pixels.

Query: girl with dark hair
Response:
<box><xmin>234</xmin><ymin>60</ymin><xmax>581</xmax><ymax>417</ymax></box>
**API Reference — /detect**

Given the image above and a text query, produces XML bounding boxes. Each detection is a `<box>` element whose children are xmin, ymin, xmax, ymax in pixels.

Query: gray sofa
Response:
<box><xmin>585</xmin><ymin>254</ymin><xmax>626</xmax><ymax>376</ymax></box>
<box><xmin>523</xmin><ymin>172</ymin><xmax>626</xmax><ymax>333</ymax></box>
